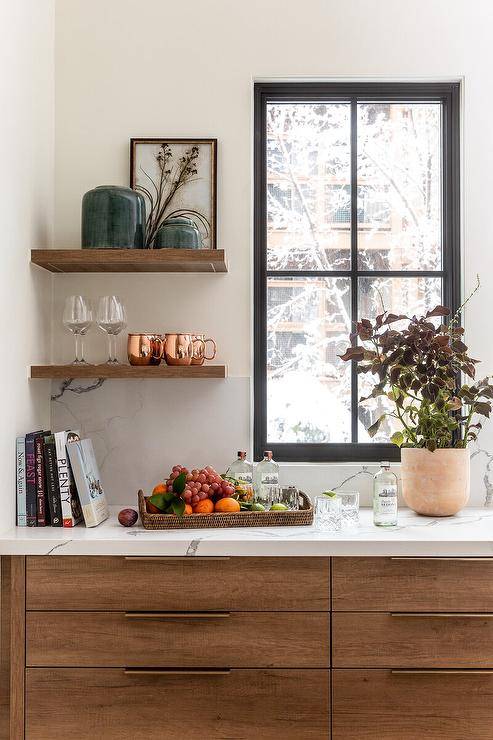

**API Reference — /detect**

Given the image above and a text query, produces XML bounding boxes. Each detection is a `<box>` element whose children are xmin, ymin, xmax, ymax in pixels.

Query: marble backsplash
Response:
<box><xmin>51</xmin><ymin>378</ymin><xmax>493</xmax><ymax>508</ymax></box>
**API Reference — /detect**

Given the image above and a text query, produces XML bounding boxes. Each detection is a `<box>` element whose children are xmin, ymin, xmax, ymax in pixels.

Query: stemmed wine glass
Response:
<box><xmin>63</xmin><ymin>296</ymin><xmax>93</xmax><ymax>365</ymax></box>
<box><xmin>96</xmin><ymin>296</ymin><xmax>127</xmax><ymax>364</ymax></box>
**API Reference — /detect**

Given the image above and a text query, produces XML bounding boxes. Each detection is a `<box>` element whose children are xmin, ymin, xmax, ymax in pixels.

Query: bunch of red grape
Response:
<box><xmin>166</xmin><ymin>465</ymin><xmax>235</xmax><ymax>507</ymax></box>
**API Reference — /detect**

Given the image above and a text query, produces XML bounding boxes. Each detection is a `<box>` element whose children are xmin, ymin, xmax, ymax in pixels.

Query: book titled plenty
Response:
<box><xmin>67</xmin><ymin>438</ymin><xmax>109</xmax><ymax>527</ymax></box>
<box><xmin>54</xmin><ymin>430</ymin><xmax>83</xmax><ymax>527</ymax></box>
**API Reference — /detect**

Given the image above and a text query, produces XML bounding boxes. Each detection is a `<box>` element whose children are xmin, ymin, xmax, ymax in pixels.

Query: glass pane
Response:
<box><xmin>266</xmin><ymin>103</ymin><xmax>351</xmax><ymax>271</ymax></box>
<box><xmin>357</xmin><ymin>276</ymin><xmax>442</xmax><ymax>442</ymax></box>
<box><xmin>267</xmin><ymin>277</ymin><xmax>351</xmax><ymax>443</ymax></box>
<box><xmin>357</xmin><ymin>103</ymin><xmax>442</xmax><ymax>271</ymax></box>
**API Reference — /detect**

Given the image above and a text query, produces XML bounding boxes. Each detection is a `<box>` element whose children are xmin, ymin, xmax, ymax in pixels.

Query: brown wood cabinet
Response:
<box><xmin>26</xmin><ymin>611</ymin><xmax>330</xmax><ymax>668</ymax></box>
<box><xmin>26</xmin><ymin>668</ymin><xmax>329</xmax><ymax>740</ymax></box>
<box><xmin>332</xmin><ymin>669</ymin><xmax>493</xmax><ymax>740</ymax></box>
<box><xmin>3</xmin><ymin>554</ymin><xmax>493</xmax><ymax>738</ymax></box>
<box><xmin>26</xmin><ymin>555</ymin><xmax>330</xmax><ymax>611</ymax></box>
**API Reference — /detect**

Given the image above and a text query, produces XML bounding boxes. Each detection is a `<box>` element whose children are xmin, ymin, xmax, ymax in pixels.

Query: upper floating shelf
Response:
<box><xmin>31</xmin><ymin>248</ymin><xmax>228</xmax><ymax>274</ymax></box>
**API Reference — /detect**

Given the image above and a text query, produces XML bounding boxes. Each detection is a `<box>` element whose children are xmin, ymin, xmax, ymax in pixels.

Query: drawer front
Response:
<box><xmin>333</xmin><ymin>669</ymin><xmax>493</xmax><ymax>739</ymax></box>
<box><xmin>26</xmin><ymin>556</ymin><xmax>329</xmax><ymax>611</ymax></box>
<box><xmin>333</xmin><ymin>612</ymin><xmax>493</xmax><ymax>668</ymax></box>
<box><xmin>26</xmin><ymin>611</ymin><xmax>329</xmax><ymax>668</ymax></box>
<box><xmin>26</xmin><ymin>668</ymin><xmax>330</xmax><ymax>739</ymax></box>
<box><xmin>332</xmin><ymin>557</ymin><xmax>493</xmax><ymax>611</ymax></box>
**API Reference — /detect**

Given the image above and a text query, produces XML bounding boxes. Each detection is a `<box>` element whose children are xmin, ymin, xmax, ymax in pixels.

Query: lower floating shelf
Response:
<box><xmin>30</xmin><ymin>364</ymin><xmax>227</xmax><ymax>379</ymax></box>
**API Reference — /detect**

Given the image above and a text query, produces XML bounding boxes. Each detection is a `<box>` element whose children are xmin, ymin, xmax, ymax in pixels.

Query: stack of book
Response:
<box><xmin>16</xmin><ymin>430</ymin><xmax>109</xmax><ymax>528</ymax></box>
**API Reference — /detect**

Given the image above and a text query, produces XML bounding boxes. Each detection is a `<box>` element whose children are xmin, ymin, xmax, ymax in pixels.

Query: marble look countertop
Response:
<box><xmin>0</xmin><ymin>507</ymin><xmax>492</xmax><ymax>557</ymax></box>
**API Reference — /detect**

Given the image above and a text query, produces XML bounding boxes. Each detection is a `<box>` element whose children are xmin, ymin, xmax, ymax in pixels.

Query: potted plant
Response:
<box><xmin>340</xmin><ymin>289</ymin><xmax>493</xmax><ymax>516</ymax></box>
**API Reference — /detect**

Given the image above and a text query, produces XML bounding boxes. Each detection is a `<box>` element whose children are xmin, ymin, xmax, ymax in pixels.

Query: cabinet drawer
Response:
<box><xmin>26</xmin><ymin>668</ymin><xmax>330</xmax><ymax>739</ymax></box>
<box><xmin>26</xmin><ymin>611</ymin><xmax>329</xmax><ymax>668</ymax></box>
<box><xmin>332</xmin><ymin>669</ymin><xmax>493</xmax><ymax>739</ymax></box>
<box><xmin>332</xmin><ymin>557</ymin><xmax>493</xmax><ymax>611</ymax></box>
<box><xmin>333</xmin><ymin>612</ymin><xmax>493</xmax><ymax>668</ymax></box>
<box><xmin>26</xmin><ymin>556</ymin><xmax>329</xmax><ymax>611</ymax></box>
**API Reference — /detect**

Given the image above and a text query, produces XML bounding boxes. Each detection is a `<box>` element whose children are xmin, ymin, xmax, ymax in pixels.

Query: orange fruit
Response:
<box><xmin>214</xmin><ymin>497</ymin><xmax>240</xmax><ymax>513</ymax></box>
<box><xmin>152</xmin><ymin>482</ymin><xmax>167</xmax><ymax>495</ymax></box>
<box><xmin>184</xmin><ymin>504</ymin><xmax>193</xmax><ymax>515</ymax></box>
<box><xmin>192</xmin><ymin>499</ymin><xmax>214</xmax><ymax>514</ymax></box>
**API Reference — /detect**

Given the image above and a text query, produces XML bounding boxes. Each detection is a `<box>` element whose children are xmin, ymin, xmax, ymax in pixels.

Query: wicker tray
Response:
<box><xmin>138</xmin><ymin>489</ymin><xmax>313</xmax><ymax>529</ymax></box>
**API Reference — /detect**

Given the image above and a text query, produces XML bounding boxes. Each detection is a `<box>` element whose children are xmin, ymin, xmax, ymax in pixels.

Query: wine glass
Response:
<box><xmin>62</xmin><ymin>296</ymin><xmax>93</xmax><ymax>365</ymax></box>
<box><xmin>96</xmin><ymin>296</ymin><xmax>127</xmax><ymax>364</ymax></box>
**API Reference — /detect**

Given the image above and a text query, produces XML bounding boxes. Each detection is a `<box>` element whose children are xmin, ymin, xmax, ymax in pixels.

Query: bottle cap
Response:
<box><xmin>237</xmin><ymin>451</ymin><xmax>247</xmax><ymax>459</ymax></box>
<box><xmin>263</xmin><ymin>450</ymin><xmax>273</xmax><ymax>459</ymax></box>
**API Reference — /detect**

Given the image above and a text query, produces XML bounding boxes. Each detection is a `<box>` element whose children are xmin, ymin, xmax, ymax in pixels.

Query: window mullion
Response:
<box><xmin>350</xmin><ymin>98</ymin><xmax>358</xmax><ymax>444</ymax></box>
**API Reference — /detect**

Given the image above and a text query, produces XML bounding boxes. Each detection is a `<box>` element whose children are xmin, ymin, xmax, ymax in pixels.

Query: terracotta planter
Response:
<box><xmin>401</xmin><ymin>448</ymin><xmax>470</xmax><ymax>516</ymax></box>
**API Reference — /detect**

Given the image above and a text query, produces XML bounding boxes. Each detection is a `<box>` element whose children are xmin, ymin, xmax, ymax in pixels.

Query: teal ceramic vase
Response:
<box><xmin>154</xmin><ymin>216</ymin><xmax>203</xmax><ymax>249</ymax></box>
<box><xmin>81</xmin><ymin>186</ymin><xmax>146</xmax><ymax>249</ymax></box>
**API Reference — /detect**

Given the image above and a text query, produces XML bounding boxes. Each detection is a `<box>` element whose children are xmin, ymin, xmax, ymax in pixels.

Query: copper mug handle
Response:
<box><xmin>192</xmin><ymin>338</ymin><xmax>205</xmax><ymax>360</ymax></box>
<box><xmin>203</xmin><ymin>338</ymin><xmax>217</xmax><ymax>361</ymax></box>
<box><xmin>151</xmin><ymin>336</ymin><xmax>163</xmax><ymax>360</ymax></box>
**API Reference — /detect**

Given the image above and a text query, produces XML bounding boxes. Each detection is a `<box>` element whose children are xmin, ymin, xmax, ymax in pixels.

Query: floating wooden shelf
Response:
<box><xmin>31</xmin><ymin>248</ymin><xmax>228</xmax><ymax>273</ymax></box>
<box><xmin>31</xmin><ymin>364</ymin><xmax>228</xmax><ymax>379</ymax></box>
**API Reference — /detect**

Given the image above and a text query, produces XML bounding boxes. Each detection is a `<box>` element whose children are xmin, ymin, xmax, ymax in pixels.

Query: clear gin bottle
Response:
<box><xmin>373</xmin><ymin>461</ymin><xmax>398</xmax><ymax>527</ymax></box>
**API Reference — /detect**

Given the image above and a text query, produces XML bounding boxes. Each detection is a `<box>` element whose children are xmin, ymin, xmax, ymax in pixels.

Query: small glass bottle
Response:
<box><xmin>226</xmin><ymin>451</ymin><xmax>253</xmax><ymax>485</ymax></box>
<box><xmin>373</xmin><ymin>461</ymin><xmax>398</xmax><ymax>527</ymax></box>
<box><xmin>254</xmin><ymin>451</ymin><xmax>280</xmax><ymax>509</ymax></box>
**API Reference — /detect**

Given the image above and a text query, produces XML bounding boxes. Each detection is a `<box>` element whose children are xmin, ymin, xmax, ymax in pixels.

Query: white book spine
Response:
<box><xmin>16</xmin><ymin>436</ymin><xmax>26</xmax><ymax>526</ymax></box>
<box><xmin>54</xmin><ymin>431</ymin><xmax>82</xmax><ymax>527</ymax></box>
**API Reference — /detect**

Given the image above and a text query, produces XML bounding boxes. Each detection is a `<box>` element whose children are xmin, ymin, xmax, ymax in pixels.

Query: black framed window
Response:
<box><xmin>254</xmin><ymin>82</ymin><xmax>460</xmax><ymax>463</ymax></box>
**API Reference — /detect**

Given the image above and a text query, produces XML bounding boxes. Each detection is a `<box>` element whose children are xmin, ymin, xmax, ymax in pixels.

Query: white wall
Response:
<box><xmin>52</xmin><ymin>0</ymin><xmax>493</xmax><ymax>505</ymax></box>
<box><xmin>0</xmin><ymin>1</ymin><xmax>54</xmax><ymax>526</ymax></box>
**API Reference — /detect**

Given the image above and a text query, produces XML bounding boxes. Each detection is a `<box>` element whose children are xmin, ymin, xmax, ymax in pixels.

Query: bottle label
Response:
<box><xmin>239</xmin><ymin>472</ymin><xmax>253</xmax><ymax>484</ymax></box>
<box><xmin>261</xmin><ymin>473</ymin><xmax>278</xmax><ymax>486</ymax></box>
<box><xmin>375</xmin><ymin>486</ymin><xmax>398</xmax><ymax>514</ymax></box>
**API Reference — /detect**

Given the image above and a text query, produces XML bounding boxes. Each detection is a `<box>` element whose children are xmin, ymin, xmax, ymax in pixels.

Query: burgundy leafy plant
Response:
<box><xmin>339</xmin><ymin>282</ymin><xmax>493</xmax><ymax>451</ymax></box>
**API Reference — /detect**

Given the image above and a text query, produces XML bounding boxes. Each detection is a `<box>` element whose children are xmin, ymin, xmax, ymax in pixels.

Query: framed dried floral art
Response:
<box><xmin>130</xmin><ymin>138</ymin><xmax>217</xmax><ymax>249</ymax></box>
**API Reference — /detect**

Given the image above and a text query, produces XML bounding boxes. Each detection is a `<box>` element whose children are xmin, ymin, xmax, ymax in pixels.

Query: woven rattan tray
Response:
<box><xmin>138</xmin><ymin>489</ymin><xmax>313</xmax><ymax>529</ymax></box>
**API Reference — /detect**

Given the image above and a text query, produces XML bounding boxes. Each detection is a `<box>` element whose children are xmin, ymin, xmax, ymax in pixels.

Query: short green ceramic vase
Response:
<box><xmin>154</xmin><ymin>217</ymin><xmax>203</xmax><ymax>249</ymax></box>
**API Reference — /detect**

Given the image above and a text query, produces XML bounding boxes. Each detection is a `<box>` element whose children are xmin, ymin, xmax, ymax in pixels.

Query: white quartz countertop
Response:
<box><xmin>0</xmin><ymin>507</ymin><xmax>492</xmax><ymax>557</ymax></box>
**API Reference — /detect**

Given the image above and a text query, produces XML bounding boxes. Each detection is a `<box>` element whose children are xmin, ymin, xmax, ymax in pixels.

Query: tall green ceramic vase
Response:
<box><xmin>81</xmin><ymin>186</ymin><xmax>146</xmax><ymax>249</ymax></box>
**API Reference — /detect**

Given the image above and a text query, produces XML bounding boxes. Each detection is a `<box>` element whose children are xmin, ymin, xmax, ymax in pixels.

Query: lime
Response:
<box><xmin>270</xmin><ymin>503</ymin><xmax>288</xmax><ymax>511</ymax></box>
<box><xmin>322</xmin><ymin>490</ymin><xmax>337</xmax><ymax>498</ymax></box>
<box><xmin>251</xmin><ymin>502</ymin><xmax>266</xmax><ymax>511</ymax></box>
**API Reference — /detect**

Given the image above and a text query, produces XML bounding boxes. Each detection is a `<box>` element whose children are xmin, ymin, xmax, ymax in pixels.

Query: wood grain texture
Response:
<box><xmin>26</xmin><ymin>556</ymin><xmax>330</xmax><ymax>611</ymax></box>
<box><xmin>26</xmin><ymin>668</ymin><xmax>329</xmax><ymax>739</ymax></box>
<box><xmin>333</xmin><ymin>612</ymin><xmax>493</xmax><ymax>668</ymax></box>
<box><xmin>26</xmin><ymin>611</ymin><xmax>329</xmax><ymax>668</ymax></box>
<box><xmin>31</xmin><ymin>248</ymin><xmax>228</xmax><ymax>273</ymax></box>
<box><xmin>332</xmin><ymin>557</ymin><xmax>493</xmax><ymax>611</ymax></box>
<box><xmin>30</xmin><ymin>363</ymin><xmax>227</xmax><ymax>379</ymax></box>
<box><xmin>332</xmin><ymin>669</ymin><xmax>493</xmax><ymax>739</ymax></box>
<box><xmin>0</xmin><ymin>557</ymin><xmax>25</xmax><ymax>740</ymax></box>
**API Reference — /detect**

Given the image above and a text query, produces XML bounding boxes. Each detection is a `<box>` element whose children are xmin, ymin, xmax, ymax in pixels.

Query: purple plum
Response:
<box><xmin>118</xmin><ymin>508</ymin><xmax>138</xmax><ymax>527</ymax></box>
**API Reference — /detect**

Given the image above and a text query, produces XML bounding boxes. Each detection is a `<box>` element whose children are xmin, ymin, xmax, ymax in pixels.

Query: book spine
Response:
<box><xmin>55</xmin><ymin>432</ymin><xmax>82</xmax><ymax>527</ymax></box>
<box><xmin>16</xmin><ymin>436</ymin><xmax>26</xmax><ymax>526</ymax></box>
<box><xmin>34</xmin><ymin>436</ymin><xmax>47</xmax><ymax>526</ymax></box>
<box><xmin>25</xmin><ymin>435</ymin><xmax>37</xmax><ymax>527</ymax></box>
<box><xmin>44</xmin><ymin>438</ymin><xmax>62</xmax><ymax>527</ymax></box>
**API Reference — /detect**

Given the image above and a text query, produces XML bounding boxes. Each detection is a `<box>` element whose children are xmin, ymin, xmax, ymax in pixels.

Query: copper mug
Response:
<box><xmin>127</xmin><ymin>333</ymin><xmax>164</xmax><ymax>366</ymax></box>
<box><xmin>163</xmin><ymin>333</ymin><xmax>205</xmax><ymax>366</ymax></box>
<box><xmin>191</xmin><ymin>334</ymin><xmax>217</xmax><ymax>365</ymax></box>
